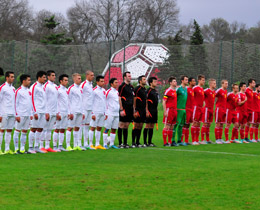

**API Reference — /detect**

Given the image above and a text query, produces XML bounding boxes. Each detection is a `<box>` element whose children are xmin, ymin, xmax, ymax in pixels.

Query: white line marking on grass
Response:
<box><xmin>147</xmin><ymin>148</ymin><xmax>260</xmax><ymax>157</ymax></box>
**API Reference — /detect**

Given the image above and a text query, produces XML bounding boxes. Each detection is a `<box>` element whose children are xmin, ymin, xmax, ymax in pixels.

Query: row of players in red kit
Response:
<box><xmin>162</xmin><ymin>74</ymin><xmax>260</xmax><ymax>145</ymax></box>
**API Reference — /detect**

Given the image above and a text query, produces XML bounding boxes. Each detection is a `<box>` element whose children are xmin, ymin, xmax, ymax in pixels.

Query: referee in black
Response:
<box><xmin>143</xmin><ymin>77</ymin><xmax>158</xmax><ymax>147</ymax></box>
<box><xmin>118</xmin><ymin>71</ymin><xmax>135</xmax><ymax>148</ymax></box>
<box><xmin>132</xmin><ymin>75</ymin><xmax>147</xmax><ymax>148</ymax></box>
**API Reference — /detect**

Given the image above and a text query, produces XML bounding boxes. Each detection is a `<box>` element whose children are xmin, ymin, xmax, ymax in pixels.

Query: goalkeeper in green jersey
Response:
<box><xmin>172</xmin><ymin>75</ymin><xmax>188</xmax><ymax>146</ymax></box>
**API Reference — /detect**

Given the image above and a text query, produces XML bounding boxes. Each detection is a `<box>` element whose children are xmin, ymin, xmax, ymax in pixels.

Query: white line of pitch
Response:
<box><xmin>147</xmin><ymin>148</ymin><xmax>260</xmax><ymax>157</ymax></box>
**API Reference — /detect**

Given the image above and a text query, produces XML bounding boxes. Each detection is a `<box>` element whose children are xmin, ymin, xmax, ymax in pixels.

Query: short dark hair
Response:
<box><xmin>5</xmin><ymin>71</ymin><xmax>14</xmax><ymax>78</ymax></box>
<box><xmin>248</xmin><ymin>79</ymin><xmax>255</xmax><ymax>86</ymax></box>
<box><xmin>148</xmin><ymin>77</ymin><xmax>157</xmax><ymax>86</ymax></box>
<box><xmin>197</xmin><ymin>74</ymin><xmax>205</xmax><ymax>81</ymax></box>
<box><xmin>20</xmin><ymin>74</ymin><xmax>30</xmax><ymax>84</ymax></box>
<box><xmin>239</xmin><ymin>82</ymin><xmax>246</xmax><ymax>89</ymax></box>
<box><xmin>109</xmin><ymin>78</ymin><xmax>117</xmax><ymax>85</ymax></box>
<box><xmin>188</xmin><ymin>77</ymin><xmax>195</xmax><ymax>83</ymax></box>
<box><xmin>180</xmin><ymin>75</ymin><xmax>188</xmax><ymax>82</ymax></box>
<box><xmin>123</xmin><ymin>71</ymin><xmax>130</xmax><ymax>79</ymax></box>
<box><xmin>256</xmin><ymin>84</ymin><xmax>260</xmax><ymax>88</ymax></box>
<box><xmin>168</xmin><ymin>76</ymin><xmax>176</xmax><ymax>83</ymax></box>
<box><xmin>36</xmin><ymin>71</ymin><xmax>47</xmax><ymax>79</ymax></box>
<box><xmin>59</xmin><ymin>74</ymin><xmax>69</xmax><ymax>83</ymax></box>
<box><xmin>47</xmin><ymin>70</ymin><xmax>55</xmax><ymax>77</ymax></box>
<box><xmin>138</xmin><ymin>75</ymin><xmax>145</xmax><ymax>84</ymax></box>
<box><xmin>96</xmin><ymin>75</ymin><xmax>104</xmax><ymax>82</ymax></box>
<box><xmin>232</xmin><ymin>83</ymin><xmax>238</xmax><ymax>89</ymax></box>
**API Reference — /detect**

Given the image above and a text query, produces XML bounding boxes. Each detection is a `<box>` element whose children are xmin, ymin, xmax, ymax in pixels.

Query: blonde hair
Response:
<box><xmin>72</xmin><ymin>73</ymin><xmax>81</xmax><ymax>78</ymax></box>
<box><xmin>221</xmin><ymin>79</ymin><xmax>228</xmax><ymax>84</ymax></box>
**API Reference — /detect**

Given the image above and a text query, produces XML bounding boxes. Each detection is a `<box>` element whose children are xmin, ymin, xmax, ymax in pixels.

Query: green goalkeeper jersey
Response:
<box><xmin>176</xmin><ymin>86</ymin><xmax>187</xmax><ymax>109</ymax></box>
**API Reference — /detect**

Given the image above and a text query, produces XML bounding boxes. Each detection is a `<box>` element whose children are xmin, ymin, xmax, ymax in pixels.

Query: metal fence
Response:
<box><xmin>0</xmin><ymin>40</ymin><xmax>260</xmax><ymax>89</ymax></box>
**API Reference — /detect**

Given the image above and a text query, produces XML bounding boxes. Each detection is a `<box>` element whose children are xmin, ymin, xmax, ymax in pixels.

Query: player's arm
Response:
<box><xmin>15</xmin><ymin>90</ymin><xmax>21</xmax><ymax>122</ymax></box>
<box><xmin>238</xmin><ymin>95</ymin><xmax>247</xmax><ymax>106</ymax></box>
<box><xmin>162</xmin><ymin>95</ymin><xmax>168</xmax><ymax>117</ymax></box>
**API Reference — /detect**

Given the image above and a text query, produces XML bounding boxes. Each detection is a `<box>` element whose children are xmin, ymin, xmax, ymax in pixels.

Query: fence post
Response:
<box><xmin>230</xmin><ymin>40</ymin><xmax>234</xmax><ymax>86</ymax></box>
<box><xmin>11</xmin><ymin>40</ymin><xmax>16</xmax><ymax>72</ymax></box>
<box><xmin>123</xmin><ymin>40</ymin><xmax>126</xmax><ymax>74</ymax></box>
<box><xmin>25</xmin><ymin>40</ymin><xmax>28</xmax><ymax>73</ymax></box>
<box><xmin>218</xmin><ymin>41</ymin><xmax>223</xmax><ymax>87</ymax></box>
<box><xmin>108</xmin><ymin>40</ymin><xmax>112</xmax><ymax>81</ymax></box>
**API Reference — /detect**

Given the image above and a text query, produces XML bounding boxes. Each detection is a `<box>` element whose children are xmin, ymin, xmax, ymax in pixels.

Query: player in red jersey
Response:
<box><xmin>245</xmin><ymin>79</ymin><xmax>256</xmax><ymax>142</ymax></box>
<box><xmin>255</xmin><ymin>84</ymin><xmax>260</xmax><ymax>142</ymax></box>
<box><xmin>225</xmin><ymin>84</ymin><xmax>241</xmax><ymax>144</ymax></box>
<box><xmin>191</xmin><ymin>75</ymin><xmax>205</xmax><ymax>145</ymax></box>
<box><xmin>215</xmin><ymin>80</ymin><xmax>228</xmax><ymax>144</ymax></box>
<box><xmin>201</xmin><ymin>78</ymin><xmax>216</xmax><ymax>144</ymax></box>
<box><xmin>237</xmin><ymin>82</ymin><xmax>249</xmax><ymax>143</ymax></box>
<box><xmin>182</xmin><ymin>77</ymin><xmax>196</xmax><ymax>145</ymax></box>
<box><xmin>162</xmin><ymin>76</ymin><xmax>178</xmax><ymax>146</ymax></box>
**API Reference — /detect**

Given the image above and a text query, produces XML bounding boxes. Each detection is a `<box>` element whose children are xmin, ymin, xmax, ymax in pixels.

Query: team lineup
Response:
<box><xmin>0</xmin><ymin>70</ymin><xmax>259</xmax><ymax>155</ymax></box>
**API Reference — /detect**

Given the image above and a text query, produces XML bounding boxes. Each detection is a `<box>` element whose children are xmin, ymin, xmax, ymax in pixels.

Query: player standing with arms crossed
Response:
<box><xmin>13</xmin><ymin>74</ymin><xmax>32</xmax><ymax>154</ymax></box>
<box><xmin>118</xmin><ymin>72</ymin><xmax>134</xmax><ymax>149</ymax></box>
<box><xmin>201</xmin><ymin>79</ymin><xmax>216</xmax><ymax>144</ymax></box>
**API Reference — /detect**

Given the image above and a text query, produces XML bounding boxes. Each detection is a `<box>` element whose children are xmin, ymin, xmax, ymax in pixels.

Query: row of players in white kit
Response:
<box><xmin>0</xmin><ymin>70</ymin><xmax>119</xmax><ymax>154</ymax></box>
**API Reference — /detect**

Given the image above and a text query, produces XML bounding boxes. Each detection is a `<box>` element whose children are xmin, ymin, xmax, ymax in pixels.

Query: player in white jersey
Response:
<box><xmin>80</xmin><ymin>70</ymin><xmax>95</xmax><ymax>149</ymax></box>
<box><xmin>54</xmin><ymin>74</ymin><xmax>70</xmax><ymax>151</ymax></box>
<box><xmin>0</xmin><ymin>71</ymin><xmax>16</xmax><ymax>155</ymax></box>
<box><xmin>103</xmin><ymin>78</ymin><xmax>120</xmax><ymax>149</ymax></box>
<box><xmin>67</xmin><ymin>73</ymin><xmax>85</xmax><ymax>151</ymax></box>
<box><xmin>13</xmin><ymin>74</ymin><xmax>32</xmax><ymax>154</ymax></box>
<box><xmin>29</xmin><ymin>71</ymin><xmax>49</xmax><ymax>154</ymax></box>
<box><xmin>42</xmin><ymin>70</ymin><xmax>59</xmax><ymax>152</ymax></box>
<box><xmin>89</xmin><ymin>75</ymin><xmax>107</xmax><ymax>149</ymax></box>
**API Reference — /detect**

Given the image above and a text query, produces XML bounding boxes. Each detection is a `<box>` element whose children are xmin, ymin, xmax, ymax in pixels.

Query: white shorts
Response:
<box><xmin>90</xmin><ymin>113</ymin><xmax>105</xmax><ymax>128</ymax></box>
<box><xmin>104</xmin><ymin>115</ymin><xmax>119</xmax><ymax>129</ymax></box>
<box><xmin>15</xmin><ymin>116</ymin><xmax>30</xmax><ymax>130</ymax></box>
<box><xmin>31</xmin><ymin>113</ymin><xmax>46</xmax><ymax>129</ymax></box>
<box><xmin>44</xmin><ymin>115</ymin><xmax>56</xmax><ymax>130</ymax></box>
<box><xmin>56</xmin><ymin>114</ymin><xmax>68</xmax><ymax>129</ymax></box>
<box><xmin>68</xmin><ymin>113</ymin><xmax>83</xmax><ymax>128</ymax></box>
<box><xmin>82</xmin><ymin>110</ymin><xmax>92</xmax><ymax>124</ymax></box>
<box><xmin>1</xmin><ymin>115</ymin><xmax>15</xmax><ymax>130</ymax></box>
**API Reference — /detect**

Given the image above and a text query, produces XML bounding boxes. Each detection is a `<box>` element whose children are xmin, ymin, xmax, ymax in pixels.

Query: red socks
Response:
<box><xmin>224</xmin><ymin>127</ymin><xmax>229</xmax><ymax>141</ymax></box>
<box><xmin>254</xmin><ymin>127</ymin><xmax>259</xmax><ymax>140</ymax></box>
<box><xmin>215</xmin><ymin>127</ymin><xmax>219</xmax><ymax>140</ymax></box>
<box><xmin>206</xmin><ymin>127</ymin><xmax>210</xmax><ymax>141</ymax></box>
<box><xmin>167</xmin><ymin>130</ymin><xmax>173</xmax><ymax>144</ymax></box>
<box><xmin>231</xmin><ymin>127</ymin><xmax>236</xmax><ymax>140</ymax></box>
<box><xmin>250</xmin><ymin>127</ymin><xmax>254</xmax><ymax>140</ymax></box>
<box><xmin>245</xmin><ymin>125</ymin><xmax>250</xmax><ymax>139</ymax></box>
<box><xmin>191</xmin><ymin>126</ymin><xmax>196</xmax><ymax>142</ymax></box>
<box><xmin>182</xmin><ymin>128</ymin><xmax>189</xmax><ymax>143</ymax></box>
<box><xmin>201</xmin><ymin>126</ymin><xmax>206</xmax><ymax>141</ymax></box>
<box><xmin>163</xmin><ymin>128</ymin><xmax>168</xmax><ymax>144</ymax></box>
<box><xmin>196</xmin><ymin>127</ymin><xmax>200</xmax><ymax>142</ymax></box>
<box><xmin>240</xmin><ymin>129</ymin><xmax>245</xmax><ymax>140</ymax></box>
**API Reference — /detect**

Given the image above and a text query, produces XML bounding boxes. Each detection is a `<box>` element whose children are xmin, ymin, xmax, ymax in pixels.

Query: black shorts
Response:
<box><xmin>146</xmin><ymin>110</ymin><xmax>158</xmax><ymax>124</ymax></box>
<box><xmin>134</xmin><ymin>109</ymin><xmax>146</xmax><ymax>123</ymax></box>
<box><xmin>120</xmin><ymin>105</ymin><xmax>133</xmax><ymax>122</ymax></box>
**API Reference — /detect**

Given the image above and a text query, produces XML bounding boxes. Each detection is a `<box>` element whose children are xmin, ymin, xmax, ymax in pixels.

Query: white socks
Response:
<box><xmin>95</xmin><ymin>131</ymin><xmax>101</xmax><ymax>146</ymax></box>
<box><xmin>35</xmin><ymin>131</ymin><xmax>41</xmax><ymax>148</ymax></box>
<box><xmin>0</xmin><ymin>132</ymin><xmax>3</xmax><ymax>150</ymax></box>
<box><xmin>59</xmin><ymin>132</ymin><xmax>64</xmax><ymax>146</ymax></box>
<box><xmin>89</xmin><ymin>130</ymin><xmax>94</xmax><ymax>146</ymax></box>
<box><xmin>103</xmin><ymin>133</ymin><xmax>108</xmax><ymax>147</ymax></box>
<box><xmin>29</xmin><ymin>131</ymin><xmax>35</xmax><ymax>148</ymax></box>
<box><xmin>110</xmin><ymin>133</ymin><xmax>116</xmax><ymax>146</ymax></box>
<box><xmin>20</xmin><ymin>132</ymin><xmax>27</xmax><ymax>151</ymax></box>
<box><xmin>73</xmin><ymin>131</ymin><xmax>78</xmax><ymax>147</ymax></box>
<box><xmin>13</xmin><ymin>130</ymin><xmax>20</xmax><ymax>151</ymax></box>
<box><xmin>4</xmin><ymin>132</ymin><xmax>11</xmax><ymax>151</ymax></box>
<box><xmin>83</xmin><ymin>125</ymin><xmax>89</xmax><ymax>147</ymax></box>
<box><xmin>66</xmin><ymin>130</ymin><xmax>71</xmax><ymax>148</ymax></box>
<box><xmin>45</xmin><ymin>130</ymin><xmax>51</xmax><ymax>149</ymax></box>
<box><xmin>53</xmin><ymin>131</ymin><xmax>59</xmax><ymax>148</ymax></box>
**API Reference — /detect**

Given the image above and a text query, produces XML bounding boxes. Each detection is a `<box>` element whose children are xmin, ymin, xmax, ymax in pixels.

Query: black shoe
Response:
<box><xmin>118</xmin><ymin>144</ymin><xmax>124</xmax><ymax>149</ymax></box>
<box><xmin>171</xmin><ymin>141</ymin><xmax>178</xmax><ymax>147</ymax></box>
<box><xmin>124</xmin><ymin>144</ymin><xmax>130</xmax><ymax>149</ymax></box>
<box><xmin>148</xmin><ymin>143</ymin><xmax>156</xmax><ymax>147</ymax></box>
<box><xmin>131</xmin><ymin>144</ymin><xmax>136</xmax><ymax>148</ymax></box>
<box><xmin>136</xmin><ymin>144</ymin><xmax>143</xmax><ymax>148</ymax></box>
<box><xmin>143</xmin><ymin>144</ymin><xmax>148</xmax><ymax>148</ymax></box>
<box><xmin>186</xmin><ymin>142</ymin><xmax>192</xmax><ymax>145</ymax></box>
<box><xmin>164</xmin><ymin>143</ymin><xmax>171</xmax><ymax>147</ymax></box>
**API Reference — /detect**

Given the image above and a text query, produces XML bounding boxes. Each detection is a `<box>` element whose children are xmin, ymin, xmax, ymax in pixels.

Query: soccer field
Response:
<box><xmin>1</xmin><ymin>107</ymin><xmax>260</xmax><ymax>209</ymax></box>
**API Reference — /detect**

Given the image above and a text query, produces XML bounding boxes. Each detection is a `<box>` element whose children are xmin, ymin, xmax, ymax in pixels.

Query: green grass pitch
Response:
<box><xmin>1</xmin><ymin>106</ymin><xmax>260</xmax><ymax>209</ymax></box>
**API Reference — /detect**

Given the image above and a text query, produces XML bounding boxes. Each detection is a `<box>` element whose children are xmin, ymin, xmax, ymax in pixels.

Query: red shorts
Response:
<box><xmin>203</xmin><ymin>107</ymin><xmax>214</xmax><ymax>123</ymax></box>
<box><xmin>248</xmin><ymin>111</ymin><xmax>257</xmax><ymax>124</ymax></box>
<box><xmin>163</xmin><ymin>108</ymin><xmax>177</xmax><ymax>125</ymax></box>
<box><xmin>226</xmin><ymin>109</ymin><xmax>238</xmax><ymax>124</ymax></box>
<box><xmin>186</xmin><ymin>108</ymin><xmax>193</xmax><ymax>124</ymax></box>
<box><xmin>215</xmin><ymin>107</ymin><xmax>226</xmax><ymax>123</ymax></box>
<box><xmin>238</xmin><ymin>111</ymin><xmax>248</xmax><ymax>125</ymax></box>
<box><xmin>193</xmin><ymin>106</ymin><xmax>204</xmax><ymax>122</ymax></box>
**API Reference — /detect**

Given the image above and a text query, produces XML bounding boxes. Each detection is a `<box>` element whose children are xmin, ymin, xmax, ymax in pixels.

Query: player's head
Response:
<box><xmin>72</xmin><ymin>73</ymin><xmax>81</xmax><ymax>85</ymax></box>
<box><xmin>232</xmin><ymin>83</ymin><xmax>239</xmax><ymax>93</ymax></box>
<box><xmin>188</xmin><ymin>77</ymin><xmax>196</xmax><ymax>87</ymax></box>
<box><xmin>221</xmin><ymin>79</ymin><xmax>228</xmax><ymax>90</ymax></box>
<box><xmin>180</xmin><ymin>75</ymin><xmax>188</xmax><ymax>86</ymax></box>
<box><xmin>197</xmin><ymin>74</ymin><xmax>205</xmax><ymax>86</ymax></box>
<box><xmin>86</xmin><ymin>70</ymin><xmax>94</xmax><ymax>82</ymax></box>
<box><xmin>248</xmin><ymin>79</ymin><xmax>256</xmax><ymax>88</ymax></box>
<box><xmin>109</xmin><ymin>78</ymin><xmax>118</xmax><ymax>89</ymax></box>
<box><xmin>239</xmin><ymin>82</ymin><xmax>247</xmax><ymax>92</ymax></box>
<box><xmin>20</xmin><ymin>74</ymin><xmax>31</xmax><ymax>87</ymax></box>
<box><xmin>47</xmin><ymin>70</ymin><xmax>56</xmax><ymax>82</ymax></box>
<box><xmin>36</xmin><ymin>71</ymin><xmax>47</xmax><ymax>84</ymax></box>
<box><xmin>138</xmin><ymin>75</ymin><xmax>146</xmax><ymax>86</ymax></box>
<box><xmin>123</xmin><ymin>71</ymin><xmax>131</xmax><ymax>83</ymax></box>
<box><xmin>148</xmin><ymin>77</ymin><xmax>158</xmax><ymax>88</ymax></box>
<box><xmin>96</xmin><ymin>75</ymin><xmax>104</xmax><ymax>87</ymax></box>
<box><xmin>59</xmin><ymin>74</ymin><xmax>69</xmax><ymax>87</ymax></box>
<box><xmin>256</xmin><ymin>84</ymin><xmax>260</xmax><ymax>93</ymax></box>
<box><xmin>5</xmin><ymin>71</ymin><xmax>14</xmax><ymax>84</ymax></box>
<box><xmin>168</xmin><ymin>76</ymin><xmax>177</xmax><ymax>88</ymax></box>
<box><xmin>208</xmin><ymin>78</ymin><xmax>216</xmax><ymax>89</ymax></box>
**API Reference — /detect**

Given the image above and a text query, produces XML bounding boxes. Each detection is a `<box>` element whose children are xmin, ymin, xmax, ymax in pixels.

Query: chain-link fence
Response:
<box><xmin>0</xmin><ymin>40</ymin><xmax>260</xmax><ymax>89</ymax></box>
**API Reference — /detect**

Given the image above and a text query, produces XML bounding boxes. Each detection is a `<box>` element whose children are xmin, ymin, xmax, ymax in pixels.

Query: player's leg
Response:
<box><xmin>109</xmin><ymin>128</ymin><xmax>118</xmax><ymax>149</ymax></box>
<box><xmin>14</xmin><ymin>117</ymin><xmax>21</xmax><ymax>153</ymax></box>
<box><xmin>0</xmin><ymin>128</ymin><xmax>4</xmax><ymax>155</ymax></box>
<box><xmin>176</xmin><ymin>111</ymin><xmax>186</xmax><ymax>146</ymax></box>
<box><xmin>82</xmin><ymin>110</ymin><xmax>91</xmax><ymax>148</ymax></box>
<box><xmin>2</xmin><ymin>116</ymin><xmax>15</xmax><ymax>154</ymax></box>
